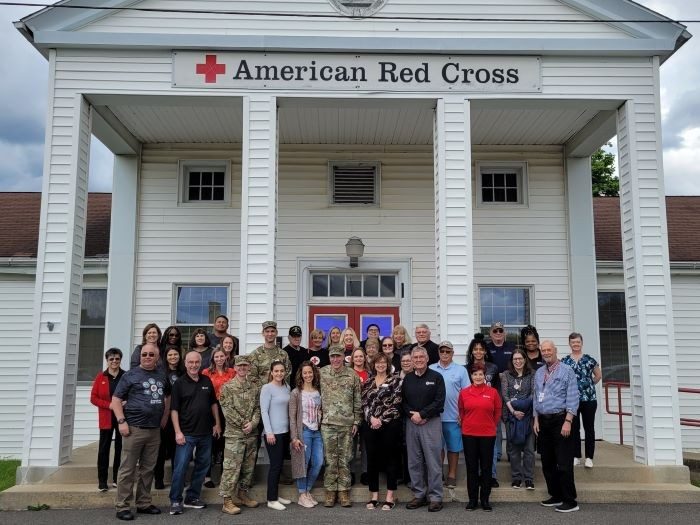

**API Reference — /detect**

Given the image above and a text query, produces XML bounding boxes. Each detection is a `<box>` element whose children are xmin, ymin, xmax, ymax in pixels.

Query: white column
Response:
<box><xmin>616</xmin><ymin>91</ymin><xmax>682</xmax><ymax>465</ymax></box>
<box><xmin>21</xmin><ymin>73</ymin><xmax>92</xmax><ymax>477</ymax></box>
<box><xmin>433</xmin><ymin>97</ymin><xmax>473</xmax><ymax>348</ymax></box>
<box><xmin>239</xmin><ymin>95</ymin><xmax>277</xmax><ymax>353</ymax></box>
<box><xmin>104</xmin><ymin>155</ymin><xmax>139</xmax><ymax>364</ymax></box>
<box><xmin>566</xmin><ymin>156</ymin><xmax>603</xmax><ymax>432</ymax></box>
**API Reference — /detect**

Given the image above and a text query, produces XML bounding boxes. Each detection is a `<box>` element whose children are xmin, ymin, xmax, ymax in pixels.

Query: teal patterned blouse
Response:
<box><xmin>561</xmin><ymin>354</ymin><xmax>599</xmax><ymax>402</ymax></box>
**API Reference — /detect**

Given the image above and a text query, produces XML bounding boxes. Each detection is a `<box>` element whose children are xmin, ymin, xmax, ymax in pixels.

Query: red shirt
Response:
<box><xmin>202</xmin><ymin>368</ymin><xmax>236</xmax><ymax>399</ymax></box>
<box><xmin>354</xmin><ymin>369</ymin><xmax>369</xmax><ymax>383</ymax></box>
<box><xmin>458</xmin><ymin>383</ymin><xmax>502</xmax><ymax>437</ymax></box>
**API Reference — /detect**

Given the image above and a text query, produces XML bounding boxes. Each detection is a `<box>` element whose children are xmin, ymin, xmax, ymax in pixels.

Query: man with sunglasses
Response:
<box><xmin>111</xmin><ymin>343</ymin><xmax>171</xmax><ymax>521</ymax></box>
<box><xmin>429</xmin><ymin>341</ymin><xmax>470</xmax><ymax>490</ymax></box>
<box><xmin>485</xmin><ymin>321</ymin><xmax>515</xmax><ymax>488</ymax></box>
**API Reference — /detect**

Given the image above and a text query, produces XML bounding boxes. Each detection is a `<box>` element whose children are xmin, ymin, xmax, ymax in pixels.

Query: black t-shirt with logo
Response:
<box><xmin>171</xmin><ymin>373</ymin><xmax>217</xmax><ymax>436</ymax></box>
<box><xmin>114</xmin><ymin>366</ymin><xmax>171</xmax><ymax>428</ymax></box>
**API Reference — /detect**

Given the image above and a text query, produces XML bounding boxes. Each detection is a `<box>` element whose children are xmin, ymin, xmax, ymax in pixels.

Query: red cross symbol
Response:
<box><xmin>196</xmin><ymin>54</ymin><xmax>226</xmax><ymax>84</ymax></box>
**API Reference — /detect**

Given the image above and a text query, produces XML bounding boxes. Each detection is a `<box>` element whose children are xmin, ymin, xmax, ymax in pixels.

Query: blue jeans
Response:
<box><xmin>296</xmin><ymin>426</ymin><xmax>324</xmax><ymax>493</ymax></box>
<box><xmin>169</xmin><ymin>434</ymin><xmax>212</xmax><ymax>503</ymax></box>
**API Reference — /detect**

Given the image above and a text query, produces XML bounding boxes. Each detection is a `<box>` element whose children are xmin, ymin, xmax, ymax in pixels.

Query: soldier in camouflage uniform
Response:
<box><xmin>219</xmin><ymin>355</ymin><xmax>261</xmax><ymax>515</ymax></box>
<box><xmin>320</xmin><ymin>346</ymin><xmax>362</xmax><ymax>508</ymax></box>
<box><xmin>247</xmin><ymin>321</ymin><xmax>292</xmax><ymax>385</ymax></box>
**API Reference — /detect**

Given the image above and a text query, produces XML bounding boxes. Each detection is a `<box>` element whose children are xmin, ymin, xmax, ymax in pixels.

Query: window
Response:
<box><xmin>78</xmin><ymin>288</ymin><xmax>107</xmax><ymax>382</ymax></box>
<box><xmin>179</xmin><ymin>160</ymin><xmax>230</xmax><ymax>205</ymax></box>
<box><xmin>478</xmin><ymin>286</ymin><xmax>532</xmax><ymax>344</ymax></box>
<box><xmin>598</xmin><ymin>291</ymin><xmax>629</xmax><ymax>382</ymax></box>
<box><xmin>329</xmin><ymin>161</ymin><xmax>380</xmax><ymax>206</ymax></box>
<box><xmin>477</xmin><ymin>161</ymin><xmax>528</xmax><ymax>206</ymax></box>
<box><xmin>175</xmin><ymin>285</ymin><xmax>229</xmax><ymax>345</ymax></box>
<box><xmin>312</xmin><ymin>273</ymin><xmax>397</xmax><ymax>298</ymax></box>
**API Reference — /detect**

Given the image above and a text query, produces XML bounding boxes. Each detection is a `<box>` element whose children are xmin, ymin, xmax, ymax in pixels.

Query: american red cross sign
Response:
<box><xmin>195</xmin><ymin>54</ymin><xmax>226</xmax><ymax>83</ymax></box>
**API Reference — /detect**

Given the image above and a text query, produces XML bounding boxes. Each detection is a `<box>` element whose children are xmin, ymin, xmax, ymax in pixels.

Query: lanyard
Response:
<box><xmin>543</xmin><ymin>361</ymin><xmax>560</xmax><ymax>387</ymax></box>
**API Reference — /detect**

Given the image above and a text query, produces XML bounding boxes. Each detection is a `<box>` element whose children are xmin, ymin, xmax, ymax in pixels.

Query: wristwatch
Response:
<box><xmin>117</xmin><ymin>418</ymin><xmax>126</xmax><ymax>424</ymax></box>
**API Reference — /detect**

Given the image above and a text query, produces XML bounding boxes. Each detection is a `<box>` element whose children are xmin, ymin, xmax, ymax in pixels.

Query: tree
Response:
<box><xmin>591</xmin><ymin>145</ymin><xmax>619</xmax><ymax>196</ymax></box>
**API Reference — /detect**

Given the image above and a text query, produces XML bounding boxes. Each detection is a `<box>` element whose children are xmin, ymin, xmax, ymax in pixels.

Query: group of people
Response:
<box><xmin>91</xmin><ymin>318</ymin><xmax>601</xmax><ymax>520</ymax></box>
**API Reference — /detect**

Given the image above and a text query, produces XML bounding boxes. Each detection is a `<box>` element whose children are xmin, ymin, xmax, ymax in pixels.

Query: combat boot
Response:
<box><xmin>237</xmin><ymin>489</ymin><xmax>259</xmax><ymax>508</ymax></box>
<box><xmin>222</xmin><ymin>497</ymin><xmax>241</xmax><ymax>515</ymax></box>
<box><xmin>338</xmin><ymin>490</ymin><xmax>352</xmax><ymax>507</ymax></box>
<box><xmin>324</xmin><ymin>490</ymin><xmax>337</xmax><ymax>507</ymax></box>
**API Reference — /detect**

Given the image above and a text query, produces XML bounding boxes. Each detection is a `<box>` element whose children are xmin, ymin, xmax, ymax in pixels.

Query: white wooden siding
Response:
<box><xmin>132</xmin><ymin>144</ymin><xmax>242</xmax><ymax>347</ymax></box>
<box><xmin>77</xmin><ymin>0</ymin><xmax>630</xmax><ymax>39</ymax></box>
<box><xmin>0</xmin><ymin>276</ymin><xmax>35</xmax><ymax>458</ymax></box>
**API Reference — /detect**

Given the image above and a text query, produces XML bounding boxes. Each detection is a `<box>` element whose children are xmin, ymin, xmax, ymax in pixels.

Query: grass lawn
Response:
<box><xmin>692</xmin><ymin>479</ymin><xmax>700</xmax><ymax>488</ymax></box>
<box><xmin>0</xmin><ymin>460</ymin><xmax>20</xmax><ymax>492</ymax></box>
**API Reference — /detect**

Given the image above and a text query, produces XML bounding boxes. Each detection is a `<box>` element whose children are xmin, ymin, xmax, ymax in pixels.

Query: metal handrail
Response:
<box><xmin>603</xmin><ymin>382</ymin><xmax>700</xmax><ymax>444</ymax></box>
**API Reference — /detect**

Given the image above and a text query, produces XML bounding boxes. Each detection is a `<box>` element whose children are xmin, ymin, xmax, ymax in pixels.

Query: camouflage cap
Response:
<box><xmin>234</xmin><ymin>355</ymin><xmax>251</xmax><ymax>366</ymax></box>
<box><xmin>328</xmin><ymin>345</ymin><xmax>344</xmax><ymax>357</ymax></box>
<box><xmin>262</xmin><ymin>320</ymin><xmax>277</xmax><ymax>330</ymax></box>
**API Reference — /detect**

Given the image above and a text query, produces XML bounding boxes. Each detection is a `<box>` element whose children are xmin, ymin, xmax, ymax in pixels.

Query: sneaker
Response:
<box><xmin>511</xmin><ymin>480</ymin><xmax>521</xmax><ymax>489</ymax></box>
<box><xmin>203</xmin><ymin>479</ymin><xmax>216</xmax><ymax>488</ymax></box>
<box><xmin>183</xmin><ymin>498</ymin><xmax>207</xmax><ymax>509</ymax></box>
<box><xmin>278</xmin><ymin>497</ymin><xmax>292</xmax><ymax>505</ymax></box>
<box><xmin>267</xmin><ymin>500</ymin><xmax>286</xmax><ymax>511</ymax></box>
<box><xmin>445</xmin><ymin>476</ymin><xmax>457</xmax><ymax>489</ymax></box>
<box><xmin>112</xmin><ymin>482</ymin><xmax>118</xmax><ymax>488</ymax></box>
<box><xmin>525</xmin><ymin>480</ymin><xmax>535</xmax><ymax>490</ymax></box>
<box><xmin>541</xmin><ymin>497</ymin><xmax>563</xmax><ymax>507</ymax></box>
<box><xmin>98</xmin><ymin>483</ymin><xmax>108</xmax><ymax>492</ymax></box>
<box><xmin>297</xmin><ymin>493</ymin><xmax>314</xmax><ymax>508</ymax></box>
<box><xmin>169</xmin><ymin>502</ymin><xmax>183</xmax><ymax>515</ymax></box>
<box><xmin>573</xmin><ymin>457</ymin><xmax>581</xmax><ymax>466</ymax></box>
<box><xmin>490</xmin><ymin>478</ymin><xmax>499</xmax><ymax>488</ymax></box>
<box><xmin>555</xmin><ymin>502</ymin><xmax>580</xmax><ymax>513</ymax></box>
<box><xmin>585</xmin><ymin>458</ymin><xmax>594</xmax><ymax>468</ymax></box>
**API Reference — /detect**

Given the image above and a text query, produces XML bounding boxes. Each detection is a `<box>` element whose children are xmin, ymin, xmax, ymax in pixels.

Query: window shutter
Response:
<box><xmin>332</xmin><ymin>163</ymin><xmax>378</xmax><ymax>205</ymax></box>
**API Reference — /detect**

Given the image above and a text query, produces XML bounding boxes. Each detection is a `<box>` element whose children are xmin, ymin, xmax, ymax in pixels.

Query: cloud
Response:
<box><xmin>662</xmin><ymin>127</ymin><xmax>700</xmax><ymax>195</ymax></box>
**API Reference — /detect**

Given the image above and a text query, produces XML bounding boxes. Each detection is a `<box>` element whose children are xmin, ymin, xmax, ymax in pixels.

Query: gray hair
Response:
<box><xmin>411</xmin><ymin>345</ymin><xmax>428</xmax><ymax>357</ymax></box>
<box><xmin>540</xmin><ymin>339</ymin><xmax>557</xmax><ymax>353</ymax></box>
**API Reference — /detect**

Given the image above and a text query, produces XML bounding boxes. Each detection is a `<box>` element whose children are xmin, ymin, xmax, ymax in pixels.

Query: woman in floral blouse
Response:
<box><xmin>561</xmin><ymin>332</ymin><xmax>602</xmax><ymax>468</ymax></box>
<box><xmin>361</xmin><ymin>352</ymin><xmax>403</xmax><ymax>511</ymax></box>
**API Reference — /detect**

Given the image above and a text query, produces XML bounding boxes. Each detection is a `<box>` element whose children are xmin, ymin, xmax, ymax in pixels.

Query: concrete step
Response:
<box><xmin>2</xmin><ymin>481</ymin><xmax>699</xmax><ymax>511</ymax></box>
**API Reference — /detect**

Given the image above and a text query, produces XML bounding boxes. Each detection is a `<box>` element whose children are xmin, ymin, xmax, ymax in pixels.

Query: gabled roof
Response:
<box><xmin>15</xmin><ymin>0</ymin><xmax>691</xmax><ymax>61</ymax></box>
<box><xmin>594</xmin><ymin>196</ymin><xmax>700</xmax><ymax>263</ymax></box>
<box><xmin>1</xmin><ymin>192</ymin><xmax>699</xmax><ymax>263</ymax></box>
<box><xmin>0</xmin><ymin>193</ymin><xmax>111</xmax><ymax>258</ymax></box>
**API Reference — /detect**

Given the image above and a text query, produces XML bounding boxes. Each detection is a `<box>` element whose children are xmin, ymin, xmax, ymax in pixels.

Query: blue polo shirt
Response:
<box><xmin>429</xmin><ymin>360</ymin><xmax>470</xmax><ymax>422</ymax></box>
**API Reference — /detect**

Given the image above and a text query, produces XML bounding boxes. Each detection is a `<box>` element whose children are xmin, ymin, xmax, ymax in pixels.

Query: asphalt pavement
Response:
<box><xmin>1</xmin><ymin>502</ymin><xmax>699</xmax><ymax>525</ymax></box>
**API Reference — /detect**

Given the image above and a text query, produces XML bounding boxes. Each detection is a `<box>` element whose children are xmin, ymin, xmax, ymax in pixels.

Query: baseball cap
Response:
<box><xmin>288</xmin><ymin>325</ymin><xmax>302</xmax><ymax>337</ymax></box>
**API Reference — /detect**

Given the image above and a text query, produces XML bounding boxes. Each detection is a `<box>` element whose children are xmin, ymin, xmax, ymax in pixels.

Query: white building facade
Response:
<box><xmin>9</xmin><ymin>0</ymin><xmax>692</xmax><ymax>479</ymax></box>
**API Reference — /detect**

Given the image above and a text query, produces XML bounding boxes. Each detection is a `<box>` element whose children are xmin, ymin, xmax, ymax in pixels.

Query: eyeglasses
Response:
<box><xmin>107</xmin><ymin>357</ymin><xmax>121</xmax><ymax>361</ymax></box>
<box><xmin>512</xmin><ymin>357</ymin><xmax>525</xmax><ymax>362</ymax></box>
<box><xmin>382</xmin><ymin>344</ymin><xmax>394</xmax><ymax>348</ymax></box>
<box><xmin>492</xmin><ymin>328</ymin><xmax>504</xmax><ymax>333</ymax></box>
<box><xmin>141</xmin><ymin>352</ymin><xmax>156</xmax><ymax>357</ymax></box>
<box><xmin>438</xmin><ymin>349</ymin><xmax>453</xmax><ymax>354</ymax></box>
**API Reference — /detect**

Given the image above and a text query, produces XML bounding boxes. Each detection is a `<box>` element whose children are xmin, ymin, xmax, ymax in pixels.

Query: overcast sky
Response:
<box><xmin>1</xmin><ymin>1</ymin><xmax>699</xmax><ymax>194</ymax></box>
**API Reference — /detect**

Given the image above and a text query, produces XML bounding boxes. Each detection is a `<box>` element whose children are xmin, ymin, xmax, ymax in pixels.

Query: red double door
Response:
<box><xmin>308</xmin><ymin>306</ymin><xmax>399</xmax><ymax>345</ymax></box>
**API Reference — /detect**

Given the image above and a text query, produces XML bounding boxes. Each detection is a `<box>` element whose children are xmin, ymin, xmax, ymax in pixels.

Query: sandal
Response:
<box><xmin>381</xmin><ymin>501</ymin><xmax>396</xmax><ymax>511</ymax></box>
<box><xmin>366</xmin><ymin>500</ymin><xmax>379</xmax><ymax>510</ymax></box>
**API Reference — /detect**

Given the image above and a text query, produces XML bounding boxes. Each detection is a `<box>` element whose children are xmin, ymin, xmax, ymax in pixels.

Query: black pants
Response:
<box><xmin>154</xmin><ymin>420</ymin><xmax>175</xmax><ymax>484</ymax></box>
<box><xmin>462</xmin><ymin>435</ymin><xmax>495</xmax><ymax>504</ymax></box>
<box><xmin>264</xmin><ymin>432</ymin><xmax>289</xmax><ymax>501</ymax></box>
<box><xmin>572</xmin><ymin>400</ymin><xmax>597</xmax><ymax>459</ymax></box>
<box><xmin>208</xmin><ymin>403</ymin><xmax>226</xmax><ymax>477</ymax></box>
<box><xmin>364</xmin><ymin>419</ymin><xmax>401</xmax><ymax>492</ymax></box>
<box><xmin>538</xmin><ymin>413</ymin><xmax>577</xmax><ymax>506</ymax></box>
<box><xmin>97</xmin><ymin>417</ymin><xmax>122</xmax><ymax>485</ymax></box>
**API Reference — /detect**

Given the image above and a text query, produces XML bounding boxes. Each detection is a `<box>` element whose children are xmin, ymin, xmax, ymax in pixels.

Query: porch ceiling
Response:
<box><xmin>93</xmin><ymin>96</ymin><xmax>618</xmax><ymax>147</ymax></box>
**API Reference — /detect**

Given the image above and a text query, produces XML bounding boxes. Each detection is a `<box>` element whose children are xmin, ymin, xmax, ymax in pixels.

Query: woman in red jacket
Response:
<box><xmin>458</xmin><ymin>362</ymin><xmax>502</xmax><ymax>512</ymax></box>
<box><xmin>90</xmin><ymin>347</ymin><xmax>125</xmax><ymax>492</ymax></box>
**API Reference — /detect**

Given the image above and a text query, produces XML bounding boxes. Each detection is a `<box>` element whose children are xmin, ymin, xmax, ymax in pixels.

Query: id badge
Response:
<box><xmin>538</xmin><ymin>392</ymin><xmax>545</xmax><ymax>402</ymax></box>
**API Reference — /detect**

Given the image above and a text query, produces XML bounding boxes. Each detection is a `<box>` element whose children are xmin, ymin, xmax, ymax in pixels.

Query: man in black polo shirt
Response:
<box><xmin>402</xmin><ymin>346</ymin><xmax>446</xmax><ymax>512</ymax></box>
<box><xmin>283</xmin><ymin>325</ymin><xmax>309</xmax><ymax>383</ymax></box>
<box><xmin>112</xmin><ymin>343</ymin><xmax>171</xmax><ymax>521</ymax></box>
<box><xmin>168</xmin><ymin>351</ymin><xmax>221</xmax><ymax>515</ymax></box>
<box><xmin>411</xmin><ymin>324</ymin><xmax>440</xmax><ymax>365</ymax></box>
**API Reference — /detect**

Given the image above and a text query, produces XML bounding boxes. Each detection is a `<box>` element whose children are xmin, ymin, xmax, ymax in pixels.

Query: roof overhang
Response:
<box><xmin>15</xmin><ymin>0</ymin><xmax>691</xmax><ymax>62</ymax></box>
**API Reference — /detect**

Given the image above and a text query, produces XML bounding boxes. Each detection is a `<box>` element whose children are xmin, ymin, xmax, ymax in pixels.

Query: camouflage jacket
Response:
<box><xmin>248</xmin><ymin>345</ymin><xmax>292</xmax><ymax>385</ymax></box>
<box><xmin>219</xmin><ymin>376</ymin><xmax>261</xmax><ymax>437</ymax></box>
<box><xmin>320</xmin><ymin>365</ymin><xmax>361</xmax><ymax>427</ymax></box>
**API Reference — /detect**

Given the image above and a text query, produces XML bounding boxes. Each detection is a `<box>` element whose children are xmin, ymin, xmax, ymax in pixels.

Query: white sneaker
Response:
<box><xmin>573</xmin><ymin>457</ymin><xmax>581</xmax><ymax>466</ymax></box>
<box><xmin>267</xmin><ymin>500</ymin><xmax>286</xmax><ymax>511</ymax></box>
<box><xmin>585</xmin><ymin>458</ymin><xmax>593</xmax><ymax>468</ymax></box>
<box><xmin>278</xmin><ymin>497</ymin><xmax>292</xmax><ymax>505</ymax></box>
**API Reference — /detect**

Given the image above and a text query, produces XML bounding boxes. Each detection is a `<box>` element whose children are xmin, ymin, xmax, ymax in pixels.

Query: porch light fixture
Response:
<box><xmin>345</xmin><ymin>236</ymin><xmax>365</xmax><ymax>268</ymax></box>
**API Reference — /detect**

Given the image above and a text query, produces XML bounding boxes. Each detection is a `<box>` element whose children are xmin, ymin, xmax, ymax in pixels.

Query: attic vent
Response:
<box><xmin>330</xmin><ymin>162</ymin><xmax>380</xmax><ymax>206</ymax></box>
